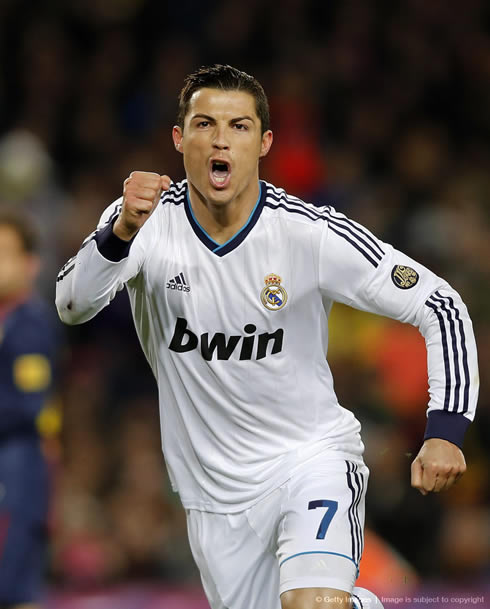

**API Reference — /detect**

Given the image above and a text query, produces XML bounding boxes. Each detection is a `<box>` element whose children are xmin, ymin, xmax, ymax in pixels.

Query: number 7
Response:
<box><xmin>308</xmin><ymin>499</ymin><xmax>338</xmax><ymax>539</ymax></box>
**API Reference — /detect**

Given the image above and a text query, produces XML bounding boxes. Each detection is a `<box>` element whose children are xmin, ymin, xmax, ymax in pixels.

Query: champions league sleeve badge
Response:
<box><xmin>260</xmin><ymin>273</ymin><xmax>288</xmax><ymax>311</ymax></box>
<box><xmin>391</xmin><ymin>264</ymin><xmax>419</xmax><ymax>289</ymax></box>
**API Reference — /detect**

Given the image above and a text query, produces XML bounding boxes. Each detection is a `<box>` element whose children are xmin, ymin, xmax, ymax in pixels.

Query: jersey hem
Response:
<box><xmin>178</xmin><ymin>447</ymin><xmax>366</xmax><ymax>514</ymax></box>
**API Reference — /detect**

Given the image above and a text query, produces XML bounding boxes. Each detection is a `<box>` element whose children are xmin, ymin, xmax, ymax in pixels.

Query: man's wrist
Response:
<box><xmin>94</xmin><ymin>217</ymin><xmax>136</xmax><ymax>262</ymax></box>
<box><xmin>424</xmin><ymin>410</ymin><xmax>471</xmax><ymax>449</ymax></box>
<box><xmin>113</xmin><ymin>218</ymin><xmax>138</xmax><ymax>242</ymax></box>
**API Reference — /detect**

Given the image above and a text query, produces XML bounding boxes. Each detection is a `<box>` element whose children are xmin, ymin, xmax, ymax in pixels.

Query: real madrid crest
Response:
<box><xmin>261</xmin><ymin>273</ymin><xmax>288</xmax><ymax>311</ymax></box>
<box><xmin>391</xmin><ymin>264</ymin><xmax>419</xmax><ymax>289</ymax></box>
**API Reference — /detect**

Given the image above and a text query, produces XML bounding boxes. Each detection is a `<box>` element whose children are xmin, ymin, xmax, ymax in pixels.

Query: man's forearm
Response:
<box><xmin>419</xmin><ymin>287</ymin><xmax>479</xmax><ymax>448</ymax></box>
<box><xmin>55</xmin><ymin>201</ymin><xmax>140</xmax><ymax>325</ymax></box>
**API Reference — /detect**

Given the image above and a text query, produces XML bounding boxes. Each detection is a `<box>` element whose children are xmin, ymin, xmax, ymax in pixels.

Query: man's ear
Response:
<box><xmin>259</xmin><ymin>130</ymin><xmax>273</xmax><ymax>159</ymax></box>
<box><xmin>172</xmin><ymin>126</ymin><xmax>184</xmax><ymax>153</ymax></box>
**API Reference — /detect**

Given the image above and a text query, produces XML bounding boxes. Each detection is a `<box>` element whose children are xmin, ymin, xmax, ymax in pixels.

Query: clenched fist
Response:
<box><xmin>113</xmin><ymin>171</ymin><xmax>171</xmax><ymax>241</ymax></box>
<box><xmin>411</xmin><ymin>438</ymin><xmax>466</xmax><ymax>495</ymax></box>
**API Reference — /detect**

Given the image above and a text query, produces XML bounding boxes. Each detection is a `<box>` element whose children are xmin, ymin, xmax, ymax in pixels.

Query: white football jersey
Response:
<box><xmin>56</xmin><ymin>180</ymin><xmax>479</xmax><ymax>512</ymax></box>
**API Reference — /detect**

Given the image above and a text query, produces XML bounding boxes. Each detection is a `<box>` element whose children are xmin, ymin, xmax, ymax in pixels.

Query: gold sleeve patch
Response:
<box><xmin>13</xmin><ymin>354</ymin><xmax>52</xmax><ymax>392</ymax></box>
<box><xmin>391</xmin><ymin>265</ymin><xmax>419</xmax><ymax>289</ymax></box>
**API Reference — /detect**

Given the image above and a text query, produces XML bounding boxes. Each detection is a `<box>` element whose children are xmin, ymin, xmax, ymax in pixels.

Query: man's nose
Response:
<box><xmin>213</xmin><ymin>125</ymin><xmax>230</xmax><ymax>149</ymax></box>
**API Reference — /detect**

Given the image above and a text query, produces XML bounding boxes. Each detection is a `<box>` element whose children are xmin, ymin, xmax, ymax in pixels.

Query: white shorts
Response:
<box><xmin>186</xmin><ymin>452</ymin><xmax>369</xmax><ymax>609</ymax></box>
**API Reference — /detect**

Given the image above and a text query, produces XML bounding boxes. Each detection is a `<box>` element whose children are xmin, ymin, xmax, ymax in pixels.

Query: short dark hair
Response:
<box><xmin>0</xmin><ymin>209</ymin><xmax>39</xmax><ymax>253</ymax></box>
<box><xmin>177</xmin><ymin>64</ymin><xmax>270</xmax><ymax>133</ymax></box>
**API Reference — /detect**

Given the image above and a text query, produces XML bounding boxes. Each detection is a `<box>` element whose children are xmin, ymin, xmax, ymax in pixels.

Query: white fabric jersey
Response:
<box><xmin>56</xmin><ymin>180</ymin><xmax>479</xmax><ymax>512</ymax></box>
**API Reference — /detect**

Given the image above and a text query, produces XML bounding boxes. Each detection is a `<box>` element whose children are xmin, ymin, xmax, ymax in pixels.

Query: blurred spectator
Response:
<box><xmin>0</xmin><ymin>209</ymin><xmax>61</xmax><ymax>607</ymax></box>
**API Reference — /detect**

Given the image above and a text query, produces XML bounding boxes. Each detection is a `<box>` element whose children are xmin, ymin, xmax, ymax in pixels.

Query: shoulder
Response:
<box><xmin>147</xmin><ymin>180</ymin><xmax>187</xmax><ymax>230</ymax></box>
<box><xmin>98</xmin><ymin>197</ymin><xmax>124</xmax><ymax>228</ymax></box>
<box><xmin>262</xmin><ymin>181</ymin><xmax>331</xmax><ymax>227</ymax></box>
<box><xmin>261</xmin><ymin>184</ymin><xmax>386</xmax><ymax>268</ymax></box>
<box><xmin>141</xmin><ymin>180</ymin><xmax>187</xmax><ymax>240</ymax></box>
<box><xmin>159</xmin><ymin>179</ymin><xmax>187</xmax><ymax>210</ymax></box>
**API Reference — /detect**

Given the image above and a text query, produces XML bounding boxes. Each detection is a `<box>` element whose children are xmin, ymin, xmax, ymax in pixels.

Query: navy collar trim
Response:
<box><xmin>184</xmin><ymin>182</ymin><xmax>266</xmax><ymax>257</ymax></box>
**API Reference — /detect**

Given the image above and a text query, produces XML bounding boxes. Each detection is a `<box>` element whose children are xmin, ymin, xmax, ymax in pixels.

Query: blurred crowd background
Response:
<box><xmin>0</xmin><ymin>0</ymin><xmax>489</xmax><ymax>604</ymax></box>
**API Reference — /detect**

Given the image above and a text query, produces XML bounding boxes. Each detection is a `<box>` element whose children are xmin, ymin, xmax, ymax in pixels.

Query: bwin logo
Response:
<box><xmin>169</xmin><ymin>317</ymin><xmax>284</xmax><ymax>361</ymax></box>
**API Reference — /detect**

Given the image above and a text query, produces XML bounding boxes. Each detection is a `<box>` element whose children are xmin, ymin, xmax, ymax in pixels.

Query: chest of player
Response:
<box><xmin>141</xmin><ymin>214</ymin><xmax>322</xmax><ymax>361</ymax></box>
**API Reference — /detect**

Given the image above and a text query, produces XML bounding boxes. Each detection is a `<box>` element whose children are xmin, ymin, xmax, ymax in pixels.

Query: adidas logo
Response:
<box><xmin>166</xmin><ymin>272</ymin><xmax>190</xmax><ymax>292</ymax></box>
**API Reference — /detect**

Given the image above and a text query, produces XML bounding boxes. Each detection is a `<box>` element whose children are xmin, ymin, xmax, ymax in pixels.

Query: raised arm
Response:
<box><xmin>319</xmin><ymin>207</ymin><xmax>479</xmax><ymax>494</ymax></box>
<box><xmin>55</xmin><ymin>172</ymin><xmax>170</xmax><ymax>325</ymax></box>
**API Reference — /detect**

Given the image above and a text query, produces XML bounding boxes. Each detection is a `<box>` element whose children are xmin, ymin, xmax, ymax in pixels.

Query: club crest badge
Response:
<box><xmin>261</xmin><ymin>273</ymin><xmax>288</xmax><ymax>311</ymax></box>
<box><xmin>391</xmin><ymin>265</ymin><xmax>419</xmax><ymax>289</ymax></box>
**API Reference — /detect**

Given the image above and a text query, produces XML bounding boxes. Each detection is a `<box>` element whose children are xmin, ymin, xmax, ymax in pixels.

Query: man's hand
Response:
<box><xmin>113</xmin><ymin>171</ymin><xmax>171</xmax><ymax>241</ymax></box>
<box><xmin>411</xmin><ymin>438</ymin><xmax>466</xmax><ymax>495</ymax></box>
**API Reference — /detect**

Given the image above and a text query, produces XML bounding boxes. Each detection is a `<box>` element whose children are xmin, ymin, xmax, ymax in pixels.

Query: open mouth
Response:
<box><xmin>209</xmin><ymin>160</ymin><xmax>231</xmax><ymax>189</ymax></box>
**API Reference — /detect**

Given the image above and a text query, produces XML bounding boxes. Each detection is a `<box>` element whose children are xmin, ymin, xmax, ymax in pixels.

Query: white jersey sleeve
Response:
<box><xmin>55</xmin><ymin>196</ymin><xmax>154</xmax><ymax>325</ymax></box>
<box><xmin>319</xmin><ymin>206</ymin><xmax>479</xmax><ymax>449</ymax></box>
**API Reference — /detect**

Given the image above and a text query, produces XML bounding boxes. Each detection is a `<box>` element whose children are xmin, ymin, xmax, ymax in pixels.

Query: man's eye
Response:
<box><xmin>234</xmin><ymin>123</ymin><xmax>248</xmax><ymax>130</ymax></box>
<box><xmin>197</xmin><ymin>121</ymin><xmax>209</xmax><ymax>127</ymax></box>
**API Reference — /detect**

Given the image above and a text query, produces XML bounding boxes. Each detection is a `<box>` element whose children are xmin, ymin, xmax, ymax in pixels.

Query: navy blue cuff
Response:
<box><xmin>94</xmin><ymin>218</ymin><xmax>135</xmax><ymax>262</ymax></box>
<box><xmin>424</xmin><ymin>410</ymin><xmax>471</xmax><ymax>449</ymax></box>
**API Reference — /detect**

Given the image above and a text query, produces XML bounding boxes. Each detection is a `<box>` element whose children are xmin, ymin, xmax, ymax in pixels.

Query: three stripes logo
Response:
<box><xmin>425</xmin><ymin>290</ymin><xmax>469</xmax><ymax>414</ymax></box>
<box><xmin>166</xmin><ymin>272</ymin><xmax>190</xmax><ymax>293</ymax></box>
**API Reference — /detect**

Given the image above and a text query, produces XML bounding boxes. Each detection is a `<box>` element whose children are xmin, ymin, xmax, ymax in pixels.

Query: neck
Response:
<box><xmin>188</xmin><ymin>180</ymin><xmax>261</xmax><ymax>245</ymax></box>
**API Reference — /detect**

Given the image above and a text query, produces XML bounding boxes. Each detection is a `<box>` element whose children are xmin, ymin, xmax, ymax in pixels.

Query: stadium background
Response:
<box><xmin>0</xmin><ymin>0</ymin><xmax>489</xmax><ymax>607</ymax></box>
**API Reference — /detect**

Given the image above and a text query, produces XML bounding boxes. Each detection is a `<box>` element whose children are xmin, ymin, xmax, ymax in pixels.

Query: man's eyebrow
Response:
<box><xmin>191</xmin><ymin>113</ymin><xmax>215</xmax><ymax>122</ymax></box>
<box><xmin>190</xmin><ymin>114</ymin><xmax>256</xmax><ymax>123</ymax></box>
<box><xmin>230</xmin><ymin>115</ymin><xmax>255</xmax><ymax>123</ymax></box>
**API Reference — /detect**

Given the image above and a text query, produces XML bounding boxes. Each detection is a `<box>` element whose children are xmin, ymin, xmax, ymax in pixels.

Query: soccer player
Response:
<box><xmin>55</xmin><ymin>65</ymin><xmax>478</xmax><ymax>609</ymax></box>
<box><xmin>0</xmin><ymin>210</ymin><xmax>59</xmax><ymax>609</ymax></box>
